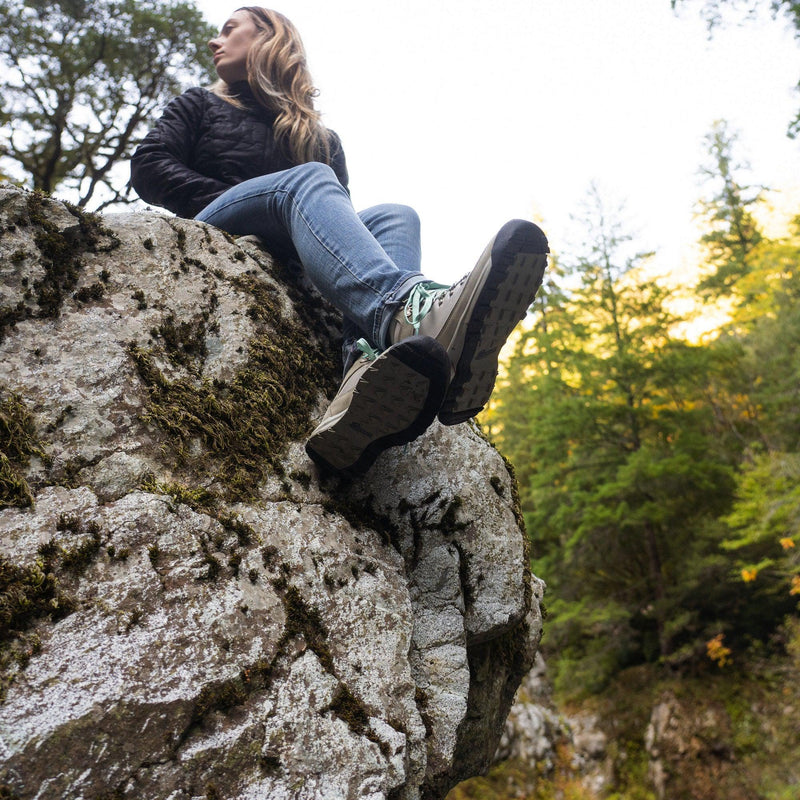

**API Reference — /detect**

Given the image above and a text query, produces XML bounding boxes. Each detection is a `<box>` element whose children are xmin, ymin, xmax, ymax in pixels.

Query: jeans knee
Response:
<box><xmin>362</xmin><ymin>203</ymin><xmax>420</xmax><ymax>235</ymax></box>
<box><xmin>290</xmin><ymin>160</ymin><xmax>339</xmax><ymax>185</ymax></box>
<box><xmin>394</xmin><ymin>204</ymin><xmax>420</xmax><ymax>233</ymax></box>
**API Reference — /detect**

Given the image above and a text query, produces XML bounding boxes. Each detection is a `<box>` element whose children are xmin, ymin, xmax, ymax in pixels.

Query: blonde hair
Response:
<box><xmin>211</xmin><ymin>7</ymin><xmax>330</xmax><ymax>165</ymax></box>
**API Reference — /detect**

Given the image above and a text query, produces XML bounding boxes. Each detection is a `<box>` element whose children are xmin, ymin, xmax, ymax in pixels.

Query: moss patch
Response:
<box><xmin>322</xmin><ymin>491</ymin><xmax>400</xmax><ymax>549</ymax></box>
<box><xmin>280</xmin><ymin>585</ymin><xmax>333</xmax><ymax>672</ymax></box>
<box><xmin>327</xmin><ymin>683</ymin><xmax>369</xmax><ymax>735</ymax></box>
<box><xmin>0</xmin><ymin>190</ymin><xmax>119</xmax><ymax>342</ymax></box>
<box><xmin>0</xmin><ymin>390</ymin><xmax>45</xmax><ymax>509</ymax></box>
<box><xmin>0</xmin><ymin>511</ymin><xmax>112</xmax><ymax>700</ymax></box>
<box><xmin>0</xmin><ymin>555</ymin><xmax>77</xmax><ymax>702</ymax></box>
<box><xmin>129</xmin><ymin>265</ymin><xmax>340</xmax><ymax>500</ymax></box>
<box><xmin>0</xmin><ymin>557</ymin><xmax>75</xmax><ymax>643</ymax></box>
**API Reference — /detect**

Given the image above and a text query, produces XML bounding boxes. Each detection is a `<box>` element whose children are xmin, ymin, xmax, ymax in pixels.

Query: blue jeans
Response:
<box><xmin>195</xmin><ymin>162</ymin><xmax>427</xmax><ymax>368</ymax></box>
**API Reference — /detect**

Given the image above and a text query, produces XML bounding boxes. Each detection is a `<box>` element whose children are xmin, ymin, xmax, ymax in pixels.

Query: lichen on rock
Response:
<box><xmin>0</xmin><ymin>184</ymin><xmax>542</xmax><ymax>800</ymax></box>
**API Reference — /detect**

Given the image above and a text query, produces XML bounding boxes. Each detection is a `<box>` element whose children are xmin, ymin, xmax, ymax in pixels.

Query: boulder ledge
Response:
<box><xmin>0</xmin><ymin>185</ymin><xmax>543</xmax><ymax>800</ymax></box>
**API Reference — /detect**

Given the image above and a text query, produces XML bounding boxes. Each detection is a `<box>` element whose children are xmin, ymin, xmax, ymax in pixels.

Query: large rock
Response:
<box><xmin>0</xmin><ymin>185</ymin><xmax>543</xmax><ymax>800</ymax></box>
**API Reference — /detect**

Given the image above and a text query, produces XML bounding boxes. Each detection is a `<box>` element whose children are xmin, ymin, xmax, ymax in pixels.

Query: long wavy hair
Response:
<box><xmin>211</xmin><ymin>7</ymin><xmax>331</xmax><ymax>165</ymax></box>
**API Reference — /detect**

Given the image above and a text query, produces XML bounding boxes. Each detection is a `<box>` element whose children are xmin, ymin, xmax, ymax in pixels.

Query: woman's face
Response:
<box><xmin>208</xmin><ymin>10</ymin><xmax>260</xmax><ymax>84</ymax></box>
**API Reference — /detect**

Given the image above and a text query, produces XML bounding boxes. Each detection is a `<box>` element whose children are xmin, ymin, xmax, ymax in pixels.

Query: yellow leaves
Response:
<box><xmin>741</xmin><ymin>568</ymin><xmax>758</xmax><ymax>583</ymax></box>
<box><xmin>706</xmin><ymin>633</ymin><xmax>732</xmax><ymax>667</ymax></box>
<box><xmin>791</xmin><ymin>576</ymin><xmax>800</xmax><ymax>596</ymax></box>
<box><xmin>780</xmin><ymin>537</ymin><xmax>796</xmax><ymax>550</ymax></box>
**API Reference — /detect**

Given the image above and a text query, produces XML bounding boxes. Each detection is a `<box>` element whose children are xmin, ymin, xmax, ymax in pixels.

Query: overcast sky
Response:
<box><xmin>195</xmin><ymin>0</ymin><xmax>800</xmax><ymax>284</ymax></box>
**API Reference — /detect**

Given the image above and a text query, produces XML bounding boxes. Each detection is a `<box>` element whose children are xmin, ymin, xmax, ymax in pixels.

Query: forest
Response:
<box><xmin>460</xmin><ymin>120</ymin><xmax>800</xmax><ymax>799</ymax></box>
<box><xmin>484</xmin><ymin>119</ymin><xmax>799</xmax><ymax>697</ymax></box>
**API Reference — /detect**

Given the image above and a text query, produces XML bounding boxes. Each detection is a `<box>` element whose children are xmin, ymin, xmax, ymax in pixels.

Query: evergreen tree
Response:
<box><xmin>696</xmin><ymin>121</ymin><xmax>763</xmax><ymax>298</ymax></box>
<box><xmin>0</xmin><ymin>0</ymin><xmax>215</xmax><ymax>209</ymax></box>
<box><xmin>708</xmin><ymin>212</ymin><xmax>800</xmax><ymax>620</ymax></box>
<box><xmin>487</xmin><ymin>188</ymin><xmax>741</xmax><ymax>692</ymax></box>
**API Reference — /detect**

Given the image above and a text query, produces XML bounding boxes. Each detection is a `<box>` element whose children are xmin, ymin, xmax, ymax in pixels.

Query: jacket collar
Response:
<box><xmin>227</xmin><ymin>81</ymin><xmax>277</xmax><ymax>121</ymax></box>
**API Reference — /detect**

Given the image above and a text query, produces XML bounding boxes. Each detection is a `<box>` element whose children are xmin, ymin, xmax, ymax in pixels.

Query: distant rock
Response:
<box><xmin>491</xmin><ymin>654</ymin><xmax>611</xmax><ymax>797</ymax></box>
<box><xmin>0</xmin><ymin>185</ymin><xmax>543</xmax><ymax>800</ymax></box>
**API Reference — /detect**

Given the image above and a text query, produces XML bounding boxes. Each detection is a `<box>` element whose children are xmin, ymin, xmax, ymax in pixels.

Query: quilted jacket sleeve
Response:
<box><xmin>328</xmin><ymin>130</ymin><xmax>350</xmax><ymax>195</ymax></box>
<box><xmin>130</xmin><ymin>88</ymin><xmax>232</xmax><ymax>219</ymax></box>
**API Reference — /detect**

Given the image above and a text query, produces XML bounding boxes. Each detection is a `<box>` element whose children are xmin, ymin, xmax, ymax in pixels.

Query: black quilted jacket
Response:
<box><xmin>130</xmin><ymin>83</ymin><xmax>349</xmax><ymax>219</ymax></box>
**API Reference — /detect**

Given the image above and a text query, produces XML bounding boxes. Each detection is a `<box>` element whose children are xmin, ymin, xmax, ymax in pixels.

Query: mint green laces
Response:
<box><xmin>355</xmin><ymin>338</ymin><xmax>381</xmax><ymax>361</ymax></box>
<box><xmin>403</xmin><ymin>281</ymin><xmax>449</xmax><ymax>334</ymax></box>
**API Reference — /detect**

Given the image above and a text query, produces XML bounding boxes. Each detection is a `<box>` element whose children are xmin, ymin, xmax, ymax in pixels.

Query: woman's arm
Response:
<box><xmin>130</xmin><ymin>88</ymin><xmax>232</xmax><ymax>218</ymax></box>
<box><xmin>328</xmin><ymin>130</ymin><xmax>350</xmax><ymax>195</ymax></box>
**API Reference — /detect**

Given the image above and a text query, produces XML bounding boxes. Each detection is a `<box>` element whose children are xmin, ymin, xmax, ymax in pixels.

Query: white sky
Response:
<box><xmin>195</xmin><ymin>0</ymin><xmax>800</xmax><ymax>284</ymax></box>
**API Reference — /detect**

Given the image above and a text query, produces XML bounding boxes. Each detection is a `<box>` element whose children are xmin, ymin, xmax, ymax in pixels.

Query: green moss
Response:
<box><xmin>289</xmin><ymin>470</ymin><xmax>312</xmax><ymax>490</ymax></box>
<box><xmin>0</xmin><ymin>455</ymin><xmax>33</xmax><ymax>510</ymax></box>
<box><xmin>0</xmin><ymin>390</ymin><xmax>44</xmax><ymax>509</ymax></box>
<box><xmin>174</xmin><ymin>227</ymin><xmax>187</xmax><ymax>252</ymax></box>
<box><xmin>0</xmin><ymin>552</ymin><xmax>78</xmax><ymax>701</ymax></box>
<box><xmin>73</xmin><ymin>281</ymin><xmax>105</xmax><ymax>303</ymax></box>
<box><xmin>328</xmin><ymin>683</ymin><xmax>369</xmax><ymax>734</ymax></box>
<box><xmin>189</xmin><ymin>657</ymin><xmax>276</xmax><ymax>733</ymax></box>
<box><xmin>325</xmin><ymin>683</ymin><xmax>392</xmax><ymax>759</ymax></box>
<box><xmin>322</xmin><ymin>493</ymin><xmax>400</xmax><ymax>549</ymax></box>
<box><xmin>217</xmin><ymin>513</ymin><xmax>257</xmax><ymax>546</ymax></box>
<box><xmin>132</xmin><ymin>289</ymin><xmax>147</xmax><ymax>310</ymax></box>
<box><xmin>193</xmin><ymin>676</ymin><xmax>248</xmax><ymax>722</ymax></box>
<box><xmin>150</xmin><ymin>313</ymin><xmax>208</xmax><ymax>374</ymax></box>
<box><xmin>0</xmin><ymin>516</ymin><xmax>106</xmax><ymax>690</ymax></box>
<box><xmin>56</xmin><ymin>512</ymin><xmax>80</xmax><ymax>532</ymax></box>
<box><xmin>59</xmin><ymin>523</ymin><xmax>102</xmax><ymax>573</ymax></box>
<box><xmin>261</xmin><ymin>546</ymin><xmax>279</xmax><ymax>570</ymax></box>
<box><xmin>128</xmin><ymin>266</ymin><xmax>339</xmax><ymax>500</ymax></box>
<box><xmin>0</xmin><ymin>557</ymin><xmax>75</xmax><ymax>641</ymax></box>
<box><xmin>0</xmin><ymin>191</ymin><xmax>119</xmax><ymax>342</ymax></box>
<box><xmin>198</xmin><ymin>540</ymin><xmax>222</xmax><ymax>582</ymax></box>
<box><xmin>280</xmin><ymin>585</ymin><xmax>333</xmax><ymax>673</ymax></box>
<box><xmin>227</xmin><ymin>551</ymin><xmax>242</xmax><ymax>577</ymax></box>
<box><xmin>140</xmin><ymin>477</ymin><xmax>216</xmax><ymax>510</ymax></box>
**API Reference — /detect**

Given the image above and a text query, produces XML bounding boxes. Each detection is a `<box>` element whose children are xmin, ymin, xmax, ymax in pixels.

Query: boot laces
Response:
<box><xmin>403</xmin><ymin>281</ymin><xmax>450</xmax><ymax>334</ymax></box>
<box><xmin>355</xmin><ymin>338</ymin><xmax>381</xmax><ymax>361</ymax></box>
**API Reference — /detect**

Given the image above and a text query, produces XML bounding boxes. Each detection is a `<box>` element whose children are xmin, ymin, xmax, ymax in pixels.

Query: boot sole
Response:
<box><xmin>306</xmin><ymin>336</ymin><xmax>451</xmax><ymax>475</ymax></box>
<box><xmin>439</xmin><ymin>220</ymin><xmax>548</xmax><ymax>425</ymax></box>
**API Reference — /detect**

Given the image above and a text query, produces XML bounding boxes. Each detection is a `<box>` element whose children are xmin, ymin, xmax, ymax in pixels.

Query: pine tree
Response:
<box><xmin>696</xmin><ymin>121</ymin><xmax>763</xmax><ymax>298</ymax></box>
<box><xmin>486</xmin><ymin>188</ymin><xmax>741</xmax><ymax>692</ymax></box>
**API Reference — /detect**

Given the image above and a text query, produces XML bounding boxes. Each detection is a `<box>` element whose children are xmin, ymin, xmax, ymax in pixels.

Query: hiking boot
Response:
<box><xmin>305</xmin><ymin>336</ymin><xmax>451</xmax><ymax>475</ymax></box>
<box><xmin>387</xmin><ymin>219</ymin><xmax>548</xmax><ymax>425</ymax></box>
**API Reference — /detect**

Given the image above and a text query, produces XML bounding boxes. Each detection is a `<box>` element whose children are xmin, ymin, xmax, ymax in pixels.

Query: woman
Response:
<box><xmin>130</xmin><ymin>7</ymin><xmax>548</xmax><ymax>474</ymax></box>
